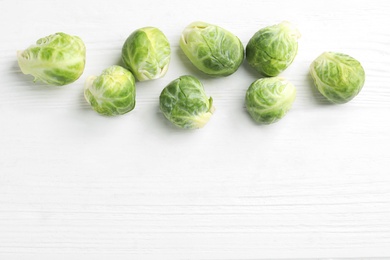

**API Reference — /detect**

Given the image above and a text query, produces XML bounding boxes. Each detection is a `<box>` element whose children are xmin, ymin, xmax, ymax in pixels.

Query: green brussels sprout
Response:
<box><xmin>84</xmin><ymin>66</ymin><xmax>136</xmax><ymax>116</ymax></box>
<box><xmin>159</xmin><ymin>75</ymin><xmax>215</xmax><ymax>129</ymax></box>
<box><xmin>122</xmin><ymin>27</ymin><xmax>171</xmax><ymax>81</ymax></box>
<box><xmin>310</xmin><ymin>52</ymin><xmax>365</xmax><ymax>104</ymax></box>
<box><xmin>246</xmin><ymin>77</ymin><xmax>296</xmax><ymax>124</ymax></box>
<box><xmin>180</xmin><ymin>21</ymin><xmax>244</xmax><ymax>76</ymax></box>
<box><xmin>17</xmin><ymin>32</ymin><xmax>86</xmax><ymax>86</ymax></box>
<box><xmin>246</xmin><ymin>21</ymin><xmax>300</xmax><ymax>76</ymax></box>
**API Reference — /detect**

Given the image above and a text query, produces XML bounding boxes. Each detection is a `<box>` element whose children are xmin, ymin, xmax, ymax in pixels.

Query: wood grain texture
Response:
<box><xmin>1</xmin><ymin>0</ymin><xmax>390</xmax><ymax>259</ymax></box>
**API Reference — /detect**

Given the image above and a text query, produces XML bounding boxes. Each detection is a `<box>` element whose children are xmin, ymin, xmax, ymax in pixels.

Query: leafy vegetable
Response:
<box><xmin>17</xmin><ymin>32</ymin><xmax>86</xmax><ymax>86</ymax></box>
<box><xmin>122</xmin><ymin>27</ymin><xmax>171</xmax><ymax>81</ymax></box>
<box><xmin>310</xmin><ymin>52</ymin><xmax>365</xmax><ymax>104</ymax></box>
<box><xmin>159</xmin><ymin>75</ymin><xmax>214</xmax><ymax>129</ymax></box>
<box><xmin>180</xmin><ymin>21</ymin><xmax>244</xmax><ymax>76</ymax></box>
<box><xmin>246</xmin><ymin>77</ymin><xmax>296</xmax><ymax>124</ymax></box>
<box><xmin>246</xmin><ymin>21</ymin><xmax>300</xmax><ymax>76</ymax></box>
<box><xmin>84</xmin><ymin>66</ymin><xmax>136</xmax><ymax>116</ymax></box>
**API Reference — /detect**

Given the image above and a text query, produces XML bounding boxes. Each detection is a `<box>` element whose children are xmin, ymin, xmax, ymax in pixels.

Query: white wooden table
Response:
<box><xmin>1</xmin><ymin>0</ymin><xmax>390</xmax><ymax>259</ymax></box>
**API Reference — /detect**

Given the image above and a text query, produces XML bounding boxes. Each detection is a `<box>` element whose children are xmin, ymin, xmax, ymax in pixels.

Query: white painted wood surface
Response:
<box><xmin>1</xmin><ymin>0</ymin><xmax>390</xmax><ymax>259</ymax></box>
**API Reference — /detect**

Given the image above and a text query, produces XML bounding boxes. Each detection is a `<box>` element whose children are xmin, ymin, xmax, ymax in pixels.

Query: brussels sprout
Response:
<box><xmin>84</xmin><ymin>66</ymin><xmax>136</xmax><ymax>116</ymax></box>
<box><xmin>245</xmin><ymin>77</ymin><xmax>296</xmax><ymax>124</ymax></box>
<box><xmin>180</xmin><ymin>21</ymin><xmax>244</xmax><ymax>76</ymax></box>
<box><xmin>159</xmin><ymin>75</ymin><xmax>215</xmax><ymax>129</ymax></box>
<box><xmin>122</xmin><ymin>27</ymin><xmax>171</xmax><ymax>81</ymax></box>
<box><xmin>310</xmin><ymin>52</ymin><xmax>365</xmax><ymax>104</ymax></box>
<box><xmin>17</xmin><ymin>32</ymin><xmax>86</xmax><ymax>86</ymax></box>
<box><xmin>246</xmin><ymin>21</ymin><xmax>300</xmax><ymax>76</ymax></box>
